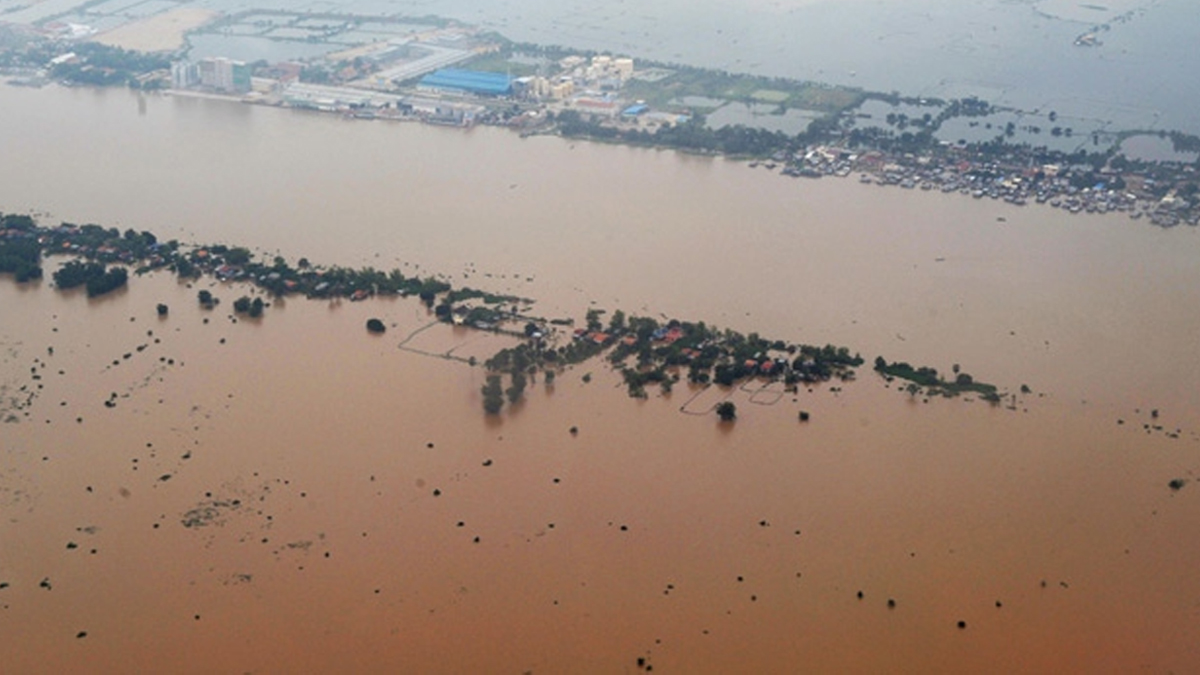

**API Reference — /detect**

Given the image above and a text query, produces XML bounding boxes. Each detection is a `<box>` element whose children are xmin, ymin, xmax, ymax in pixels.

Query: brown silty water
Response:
<box><xmin>1</xmin><ymin>84</ymin><xmax>1199</xmax><ymax>673</ymax></box>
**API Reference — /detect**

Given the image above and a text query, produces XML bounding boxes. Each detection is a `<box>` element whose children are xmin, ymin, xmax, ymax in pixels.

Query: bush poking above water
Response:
<box><xmin>716</xmin><ymin>401</ymin><xmax>737</xmax><ymax>422</ymax></box>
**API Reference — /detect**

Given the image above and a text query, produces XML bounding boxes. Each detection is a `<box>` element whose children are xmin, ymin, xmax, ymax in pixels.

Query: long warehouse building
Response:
<box><xmin>418</xmin><ymin>68</ymin><xmax>512</xmax><ymax>96</ymax></box>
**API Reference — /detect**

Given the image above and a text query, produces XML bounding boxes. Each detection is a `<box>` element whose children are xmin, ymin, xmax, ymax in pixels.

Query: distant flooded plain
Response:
<box><xmin>2</xmin><ymin>85</ymin><xmax>1199</xmax><ymax>672</ymax></box>
<box><xmin>388</xmin><ymin>0</ymin><xmax>1200</xmax><ymax>134</ymax></box>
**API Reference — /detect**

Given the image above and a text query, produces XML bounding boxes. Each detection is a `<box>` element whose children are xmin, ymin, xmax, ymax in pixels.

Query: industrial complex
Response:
<box><xmin>144</xmin><ymin>14</ymin><xmax>679</xmax><ymax>131</ymax></box>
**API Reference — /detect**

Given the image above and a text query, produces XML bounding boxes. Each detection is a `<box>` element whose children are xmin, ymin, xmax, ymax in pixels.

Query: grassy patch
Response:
<box><xmin>751</xmin><ymin>89</ymin><xmax>789</xmax><ymax>103</ymax></box>
<box><xmin>462</xmin><ymin>51</ymin><xmax>538</xmax><ymax>77</ymax></box>
<box><xmin>621</xmin><ymin>66</ymin><xmax>863</xmax><ymax>114</ymax></box>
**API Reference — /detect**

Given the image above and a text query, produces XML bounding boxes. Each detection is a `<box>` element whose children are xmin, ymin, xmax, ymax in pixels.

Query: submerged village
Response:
<box><xmin>0</xmin><ymin>9</ymin><xmax>1198</xmax><ymax>227</ymax></box>
<box><xmin>0</xmin><ymin>211</ymin><xmax>1007</xmax><ymax>420</ymax></box>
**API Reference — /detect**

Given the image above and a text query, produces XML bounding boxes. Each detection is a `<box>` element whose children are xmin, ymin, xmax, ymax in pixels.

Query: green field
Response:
<box><xmin>462</xmin><ymin>51</ymin><xmax>539</xmax><ymax>77</ymax></box>
<box><xmin>622</xmin><ymin>65</ymin><xmax>864</xmax><ymax>114</ymax></box>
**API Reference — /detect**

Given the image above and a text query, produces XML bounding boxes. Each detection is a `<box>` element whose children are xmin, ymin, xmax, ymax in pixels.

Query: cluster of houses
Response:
<box><xmin>37</xmin><ymin>225</ymin><xmax>169</xmax><ymax>268</ymax></box>
<box><xmin>566</xmin><ymin>319</ymin><xmax>848</xmax><ymax>386</ymax></box>
<box><xmin>782</xmin><ymin>145</ymin><xmax>1199</xmax><ymax>227</ymax></box>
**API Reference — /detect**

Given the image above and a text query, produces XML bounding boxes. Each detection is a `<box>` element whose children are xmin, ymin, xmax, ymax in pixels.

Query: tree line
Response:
<box><xmin>52</xmin><ymin>260</ymin><xmax>128</xmax><ymax>297</ymax></box>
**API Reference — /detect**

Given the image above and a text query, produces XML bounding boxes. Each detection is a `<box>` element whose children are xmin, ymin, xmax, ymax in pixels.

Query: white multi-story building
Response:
<box><xmin>170</xmin><ymin>61</ymin><xmax>199</xmax><ymax>89</ymax></box>
<box><xmin>173</xmin><ymin>57</ymin><xmax>252</xmax><ymax>93</ymax></box>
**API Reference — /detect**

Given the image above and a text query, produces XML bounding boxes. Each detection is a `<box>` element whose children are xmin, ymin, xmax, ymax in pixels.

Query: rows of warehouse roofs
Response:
<box><xmin>164</xmin><ymin>38</ymin><xmax>686</xmax><ymax>126</ymax></box>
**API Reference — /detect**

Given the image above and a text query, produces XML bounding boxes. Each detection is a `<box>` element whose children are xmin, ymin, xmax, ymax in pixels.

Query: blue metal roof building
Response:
<box><xmin>419</xmin><ymin>69</ymin><xmax>512</xmax><ymax>96</ymax></box>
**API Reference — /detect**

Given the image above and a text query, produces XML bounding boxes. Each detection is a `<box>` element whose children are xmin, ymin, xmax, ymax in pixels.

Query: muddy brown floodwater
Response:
<box><xmin>1</xmin><ymin>84</ymin><xmax>1199</xmax><ymax>673</ymax></box>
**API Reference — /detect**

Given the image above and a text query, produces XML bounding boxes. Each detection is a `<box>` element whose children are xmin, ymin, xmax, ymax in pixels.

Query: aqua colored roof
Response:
<box><xmin>419</xmin><ymin>69</ymin><xmax>512</xmax><ymax>96</ymax></box>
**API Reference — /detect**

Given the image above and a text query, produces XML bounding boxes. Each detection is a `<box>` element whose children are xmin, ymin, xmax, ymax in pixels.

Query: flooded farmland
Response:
<box><xmin>2</xmin><ymin>84</ymin><xmax>1200</xmax><ymax>673</ymax></box>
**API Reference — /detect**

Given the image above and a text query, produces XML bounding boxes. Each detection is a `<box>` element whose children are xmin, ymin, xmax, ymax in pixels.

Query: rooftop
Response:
<box><xmin>419</xmin><ymin>68</ymin><xmax>512</xmax><ymax>96</ymax></box>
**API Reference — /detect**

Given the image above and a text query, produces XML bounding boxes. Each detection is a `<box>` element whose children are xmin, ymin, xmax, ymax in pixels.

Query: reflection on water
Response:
<box><xmin>1119</xmin><ymin>133</ymin><xmax>1200</xmax><ymax>163</ymax></box>
<box><xmin>186</xmin><ymin>34</ymin><xmax>341</xmax><ymax>63</ymax></box>
<box><xmin>705</xmin><ymin>102</ymin><xmax>819</xmax><ymax>135</ymax></box>
<box><xmin>2</xmin><ymin>84</ymin><xmax>1200</xmax><ymax>672</ymax></box>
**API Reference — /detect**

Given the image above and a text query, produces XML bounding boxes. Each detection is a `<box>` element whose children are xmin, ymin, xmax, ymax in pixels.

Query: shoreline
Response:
<box><xmin>133</xmin><ymin>80</ymin><xmax>1200</xmax><ymax>230</ymax></box>
<box><xmin>3</xmin><ymin>9</ymin><xmax>1197</xmax><ymax>229</ymax></box>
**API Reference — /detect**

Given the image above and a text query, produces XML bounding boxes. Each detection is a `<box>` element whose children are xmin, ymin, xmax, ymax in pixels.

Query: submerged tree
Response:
<box><xmin>482</xmin><ymin>375</ymin><xmax>504</xmax><ymax>414</ymax></box>
<box><xmin>716</xmin><ymin>401</ymin><xmax>737</xmax><ymax>422</ymax></box>
<box><xmin>85</xmin><ymin>266</ymin><xmax>127</xmax><ymax>298</ymax></box>
<box><xmin>506</xmin><ymin>371</ymin><xmax>527</xmax><ymax>404</ymax></box>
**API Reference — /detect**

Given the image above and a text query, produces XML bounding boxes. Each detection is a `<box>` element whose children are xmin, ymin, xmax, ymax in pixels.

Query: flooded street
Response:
<box><xmin>2</xmin><ymin>84</ymin><xmax>1200</xmax><ymax>672</ymax></box>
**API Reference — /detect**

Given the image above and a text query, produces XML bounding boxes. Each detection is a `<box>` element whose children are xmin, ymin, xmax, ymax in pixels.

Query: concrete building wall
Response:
<box><xmin>614</xmin><ymin>58</ymin><xmax>634</xmax><ymax>79</ymax></box>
